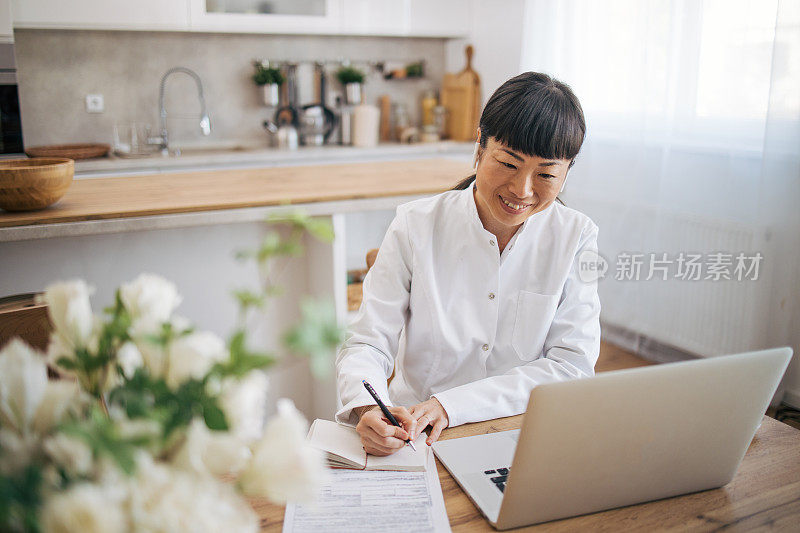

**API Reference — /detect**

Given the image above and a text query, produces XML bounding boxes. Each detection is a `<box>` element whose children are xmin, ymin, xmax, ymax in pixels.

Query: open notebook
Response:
<box><xmin>308</xmin><ymin>419</ymin><xmax>427</xmax><ymax>471</ymax></box>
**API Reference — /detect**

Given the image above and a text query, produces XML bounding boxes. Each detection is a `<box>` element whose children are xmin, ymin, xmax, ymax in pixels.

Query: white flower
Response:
<box><xmin>239</xmin><ymin>399</ymin><xmax>326</xmax><ymax>504</ymax></box>
<box><xmin>165</xmin><ymin>331</ymin><xmax>228</xmax><ymax>388</ymax></box>
<box><xmin>0</xmin><ymin>338</ymin><xmax>48</xmax><ymax>432</ymax></box>
<box><xmin>128</xmin><ymin>317</ymin><xmax>169</xmax><ymax>379</ymax></box>
<box><xmin>0</xmin><ymin>339</ymin><xmax>81</xmax><ymax>434</ymax></box>
<box><xmin>129</xmin><ymin>456</ymin><xmax>258</xmax><ymax>533</ymax></box>
<box><xmin>0</xmin><ymin>340</ymin><xmax>83</xmax><ymax>475</ymax></box>
<box><xmin>120</xmin><ymin>273</ymin><xmax>181</xmax><ymax>323</ymax></box>
<box><xmin>32</xmin><ymin>380</ymin><xmax>82</xmax><ymax>435</ymax></box>
<box><xmin>40</xmin><ymin>280</ymin><xmax>95</xmax><ymax>360</ymax></box>
<box><xmin>39</xmin><ymin>481</ymin><xmax>128</xmax><ymax>533</ymax></box>
<box><xmin>128</xmin><ymin>315</ymin><xmax>191</xmax><ymax>380</ymax></box>
<box><xmin>219</xmin><ymin>371</ymin><xmax>268</xmax><ymax>442</ymax></box>
<box><xmin>116</xmin><ymin>341</ymin><xmax>143</xmax><ymax>379</ymax></box>
<box><xmin>171</xmin><ymin>419</ymin><xmax>251</xmax><ymax>477</ymax></box>
<box><xmin>43</xmin><ymin>433</ymin><xmax>93</xmax><ymax>477</ymax></box>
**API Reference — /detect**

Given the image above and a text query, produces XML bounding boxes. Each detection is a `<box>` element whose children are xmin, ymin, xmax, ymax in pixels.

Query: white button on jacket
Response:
<box><xmin>335</xmin><ymin>185</ymin><xmax>601</xmax><ymax>427</ymax></box>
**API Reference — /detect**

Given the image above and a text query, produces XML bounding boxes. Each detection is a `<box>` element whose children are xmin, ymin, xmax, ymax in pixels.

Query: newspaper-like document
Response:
<box><xmin>282</xmin><ymin>448</ymin><xmax>451</xmax><ymax>532</ymax></box>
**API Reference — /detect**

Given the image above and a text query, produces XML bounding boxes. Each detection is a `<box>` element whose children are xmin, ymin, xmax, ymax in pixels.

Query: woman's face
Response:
<box><xmin>474</xmin><ymin>136</ymin><xmax>571</xmax><ymax>237</ymax></box>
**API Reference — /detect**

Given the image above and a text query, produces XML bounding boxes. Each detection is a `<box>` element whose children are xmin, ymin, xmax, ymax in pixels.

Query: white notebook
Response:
<box><xmin>307</xmin><ymin>419</ymin><xmax>427</xmax><ymax>471</ymax></box>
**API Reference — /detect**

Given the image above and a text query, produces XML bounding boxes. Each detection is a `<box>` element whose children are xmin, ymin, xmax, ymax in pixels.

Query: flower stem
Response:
<box><xmin>100</xmin><ymin>394</ymin><xmax>110</xmax><ymax>417</ymax></box>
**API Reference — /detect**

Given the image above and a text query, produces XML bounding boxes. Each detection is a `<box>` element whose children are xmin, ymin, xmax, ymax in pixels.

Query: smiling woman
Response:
<box><xmin>456</xmin><ymin>72</ymin><xmax>586</xmax><ymax>250</ymax></box>
<box><xmin>474</xmin><ymin>141</ymin><xmax>571</xmax><ymax>251</ymax></box>
<box><xmin>336</xmin><ymin>72</ymin><xmax>600</xmax><ymax>457</ymax></box>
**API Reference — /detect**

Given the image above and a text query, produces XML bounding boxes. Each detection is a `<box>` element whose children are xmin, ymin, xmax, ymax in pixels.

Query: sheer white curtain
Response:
<box><xmin>520</xmin><ymin>0</ymin><xmax>800</xmax><ymax>402</ymax></box>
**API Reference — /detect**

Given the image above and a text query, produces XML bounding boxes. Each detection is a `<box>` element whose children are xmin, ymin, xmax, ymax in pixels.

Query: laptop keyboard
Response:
<box><xmin>483</xmin><ymin>467</ymin><xmax>510</xmax><ymax>492</ymax></box>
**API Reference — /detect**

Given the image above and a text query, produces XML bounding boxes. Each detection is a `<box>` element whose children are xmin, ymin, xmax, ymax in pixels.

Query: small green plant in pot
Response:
<box><xmin>253</xmin><ymin>62</ymin><xmax>285</xmax><ymax>107</ymax></box>
<box><xmin>336</xmin><ymin>66</ymin><xmax>366</xmax><ymax>105</ymax></box>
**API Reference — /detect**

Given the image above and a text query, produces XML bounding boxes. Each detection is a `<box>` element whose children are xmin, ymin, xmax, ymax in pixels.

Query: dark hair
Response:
<box><xmin>453</xmin><ymin>71</ymin><xmax>585</xmax><ymax>197</ymax></box>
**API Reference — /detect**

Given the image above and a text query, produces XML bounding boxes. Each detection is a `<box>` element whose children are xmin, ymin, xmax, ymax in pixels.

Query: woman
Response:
<box><xmin>335</xmin><ymin>72</ymin><xmax>600</xmax><ymax>456</ymax></box>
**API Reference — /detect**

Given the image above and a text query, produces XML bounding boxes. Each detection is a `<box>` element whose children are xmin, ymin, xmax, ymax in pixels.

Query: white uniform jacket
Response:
<box><xmin>335</xmin><ymin>184</ymin><xmax>601</xmax><ymax>427</ymax></box>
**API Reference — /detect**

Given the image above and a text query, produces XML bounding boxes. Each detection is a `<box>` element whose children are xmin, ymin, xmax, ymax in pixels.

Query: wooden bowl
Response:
<box><xmin>0</xmin><ymin>158</ymin><xmax>74</xmax><ymax>211</ymax></box>
<box><xmin>26</xmin><ymin>143</ymin><xmax>110</xmax><ymax>160</ymax></box>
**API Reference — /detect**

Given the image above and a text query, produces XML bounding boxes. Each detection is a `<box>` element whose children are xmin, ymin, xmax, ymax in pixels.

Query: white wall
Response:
<box><xmin>444</xmin><ymin>0</ymin><xmax>526</xmax><ymax>110</ymax></box>
<box><xmin>0</xmin><ymin>222</ymin><xmax>318</xmax><ymax>418</ymax></box>
<box><xmin>0</xmin><ymin>0</ymin><xmax>12</xmax><ymax>41</ymax></box>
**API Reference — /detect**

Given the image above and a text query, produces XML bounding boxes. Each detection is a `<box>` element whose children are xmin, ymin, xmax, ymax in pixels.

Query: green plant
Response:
<box><xmin>405</xmin><ymin>62</ymin><xmax>424</xmax><ymax>78</ymax></box>
<box><xmin>336</xmin><ymin>65</ymin><xmax>365</xmax><ymax>85</ymax></box>
<box><xmin>252</xmin><ymin>63</ymin><xmax>285</xmax><ymax>86</ymax></box>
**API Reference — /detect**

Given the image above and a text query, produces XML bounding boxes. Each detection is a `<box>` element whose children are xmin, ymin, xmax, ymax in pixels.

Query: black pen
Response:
<box><xmin>362</xmin><ymin>380</ymin><xmax>417</xmax><ymax>451</ymax></box>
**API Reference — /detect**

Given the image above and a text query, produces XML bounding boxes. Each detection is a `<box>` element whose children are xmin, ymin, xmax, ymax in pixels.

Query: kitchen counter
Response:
<box><xmin>0</xmin><ymin>158</ymin><xmax>472</xmax><ymax>241</ymax></box>
<box><xmin>74</xmin><ymin>141</ymin><xmax>474</xmax><ymax>177</ymax></box>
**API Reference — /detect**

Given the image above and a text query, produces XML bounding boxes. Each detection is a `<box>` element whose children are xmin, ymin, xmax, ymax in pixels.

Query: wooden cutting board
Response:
<box><xmin>441</xmin><ymin>45</ymin><xmax>481</xmax><ymax>142</ymax></box>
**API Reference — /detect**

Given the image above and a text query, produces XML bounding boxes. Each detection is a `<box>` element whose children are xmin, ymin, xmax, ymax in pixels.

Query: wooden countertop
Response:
<box><xmin>0</xmin><ymin>158</ymin><xmax>472</xmax><ymax>228</ymax></box>
<box><xmin>251</xmin><ymin>415</ymin><xmax>800</xmax><ymax>531</ymax></box>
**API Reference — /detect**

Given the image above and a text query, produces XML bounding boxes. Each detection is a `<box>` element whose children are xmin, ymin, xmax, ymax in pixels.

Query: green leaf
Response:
<box><xmin>202</xmin><ymin>402</ymin><xmax>228</xmax><ymax>431</ymax></box>
<box><xmin>105</xmin><ymin>444</ymin><xmax>136</xmax><ymax>475</ymax></box>
<box><xmin>284</xmin><ymin>299</ymin><xmax>344</xmax><ymax>379</ymax></box>
<box><xmin>228</xmin><ymin>329</ymin><xmax>247</xmax><ymax>361</ymax></box>
<box><xmin>303</xmin><ymin>218</ymin><xmax>335</xmax><ymax>242</ymax></box>
<box><xmin>215</xmin><ymin>330</ymin><xmax>275</xmax><ymax>378</ymax></box>
<box><xmin>256</xmin><ymin>232</ymin><xmax>282</xmax><ymax>262</ymax></box>
<box><xmin>56</xmin><ymin>357</ymin><xmax>78</xmax><ymax>371</ymax></box>
<box><xmin>0</xmin><ymin>465</ymin><xmax>43</xmax><ymax>533</ymax></box>
<box><xmin>232</xmin><ymin>289</ymin><xmax>265</xmax><ymax>310</ymax></box>
<box><xmin>59</xmin><ymin>405</ymin><xmax>148</xmax><ymax>476</ymax></box>
<box><xmin>267</xmin><ymin>211</ymin><xmax>335</xmax><ymax>243</ymax></box>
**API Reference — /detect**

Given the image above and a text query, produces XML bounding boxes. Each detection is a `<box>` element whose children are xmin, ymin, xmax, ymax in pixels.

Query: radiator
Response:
<box><xmin>566</xmin><ymin>194</ymin><xmax>768</xmax><ymax>357</ymax></box>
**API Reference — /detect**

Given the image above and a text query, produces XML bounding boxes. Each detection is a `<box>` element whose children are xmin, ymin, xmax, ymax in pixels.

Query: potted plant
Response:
<box><xmin>335</xmin><ymin>65</ymin><xmax>366</xmax><ymax>105</ymax></box>
<box><xmin>252</xmin><ymin>61</ymin><xmax>285</xmax><ymax>107</ymax></box>
<box><xmin>405</xmin><ymin>61</ymin><xmax>424</xmax><ymax>79</ymax></box>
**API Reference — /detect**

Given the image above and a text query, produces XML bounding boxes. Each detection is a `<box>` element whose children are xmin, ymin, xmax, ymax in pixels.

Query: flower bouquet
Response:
<box><xmin>0</xmin><ymin>213</ymin><xmax>343</xmax><ymax>532</ymax></box>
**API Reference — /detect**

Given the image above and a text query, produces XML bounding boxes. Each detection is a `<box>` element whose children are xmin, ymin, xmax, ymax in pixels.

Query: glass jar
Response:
<box><xmin>392</xmin><ymin>103</ymin><xmax>410</xmax><ymax>142</ymax></box>
<box><xmin>421</xmin><ymin>90</ymin><xmax>437</xmax><ymax>127</ymax></box>
<box><xmin>433</xmin><ymin>105</ymin><xmax>447</xmax><ymax>139</ymax></box>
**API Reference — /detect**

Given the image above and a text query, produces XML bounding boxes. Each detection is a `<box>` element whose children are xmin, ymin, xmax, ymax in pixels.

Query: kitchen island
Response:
<box><xmin>0</xmin><ymin>157</ymin><xmax>472</xmax><ymax>420</ymax></box>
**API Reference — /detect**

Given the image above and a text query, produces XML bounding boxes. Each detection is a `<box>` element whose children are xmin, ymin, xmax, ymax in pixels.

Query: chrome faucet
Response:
<box><xmin>155</xmin><ymin>67</ymin><xmax>211</xmax><ymax>155</ymax></box>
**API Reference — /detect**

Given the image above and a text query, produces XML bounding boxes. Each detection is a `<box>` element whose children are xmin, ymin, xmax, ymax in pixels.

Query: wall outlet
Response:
<box><xmin>85</xmin><ymin>94</ymin><xmax>104</xmax><ymax>113</ymax></box>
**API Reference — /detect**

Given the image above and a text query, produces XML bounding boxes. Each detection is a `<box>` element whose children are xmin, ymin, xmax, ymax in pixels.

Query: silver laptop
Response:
<box><xmin>432</xmin><ymin>347</ymin><xmax>792</xmax><ymax>530</ymax></box>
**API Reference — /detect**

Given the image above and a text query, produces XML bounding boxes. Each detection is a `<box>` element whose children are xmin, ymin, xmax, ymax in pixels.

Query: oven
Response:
<box><xmin>0</xmin><ymin>42</ymin><xmax>23</xmax><ymax>157</ymax></box>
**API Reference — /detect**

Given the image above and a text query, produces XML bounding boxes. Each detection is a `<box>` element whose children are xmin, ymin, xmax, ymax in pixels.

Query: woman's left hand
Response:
<box><xmin>409</xmin><ymin>398</ymin><xmax>450</xmax><ymax>446</ymax></box>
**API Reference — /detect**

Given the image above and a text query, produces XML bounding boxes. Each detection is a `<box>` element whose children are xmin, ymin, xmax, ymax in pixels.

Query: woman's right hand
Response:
<box><xmin>355</xmin><ymin>405</ymin><xmax>417</xmax><ymax>456</ymax></box>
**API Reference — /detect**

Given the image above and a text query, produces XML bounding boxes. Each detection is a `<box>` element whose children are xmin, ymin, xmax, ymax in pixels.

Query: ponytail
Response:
<box><xmin>452</xmin><ymin>175</ymin><xmax>476</xmax><ymax>190</ymax></box>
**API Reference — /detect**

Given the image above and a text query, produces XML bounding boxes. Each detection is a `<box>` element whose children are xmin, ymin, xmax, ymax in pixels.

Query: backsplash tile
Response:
<box><xmin>15</xmin><ymin>29</ymin><xmax>445</xmax><ymax>148</ymax></box>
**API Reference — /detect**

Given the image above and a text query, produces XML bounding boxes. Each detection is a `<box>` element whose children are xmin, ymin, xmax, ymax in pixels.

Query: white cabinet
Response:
<box><xmin>339</xmin><ymin>0</ymin><xmax>408</xmax><ymax>36</ymax></box>
<box><xmin>188</xmin><ymin>0</ymin><xmax>341</xmax><ymax>34</ymax></box>
<box><xmin>11</xmin><ymin>0</ymin><xmax>189</xmax><ymax>31</ymax></box>
<box><xmin>340</xmin><ymin>0</ymin><xmax>470</xmax><ymax>37</ymax></box>
<box><xmin>10</xmin><ymin>0</ymin><xmax>470</xmax><ymax>37</ymax></box>
<box><xmin>407</xmin><ymin>0</ymin><xmax>471</xmax><ymax>37</ymax></box>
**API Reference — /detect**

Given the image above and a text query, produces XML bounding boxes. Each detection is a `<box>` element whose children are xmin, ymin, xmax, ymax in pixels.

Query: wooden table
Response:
<box><xmin>252</xmin><ymin>415</ymin><xmax>800</xmax><ymax>531</ymax></box>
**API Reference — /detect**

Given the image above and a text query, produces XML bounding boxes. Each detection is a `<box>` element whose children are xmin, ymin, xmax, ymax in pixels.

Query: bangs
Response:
<box><xmin>480</xmin><ymin>73</ymin><xmax>585</xmax><ymax>161</ymax></box>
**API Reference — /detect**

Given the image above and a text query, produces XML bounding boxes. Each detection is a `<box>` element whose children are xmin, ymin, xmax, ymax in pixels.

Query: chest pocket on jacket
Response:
<box><xmin>512</xmin><ymin>291</ymin><xmax>560</xmax><ymax>361</ymax></box>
